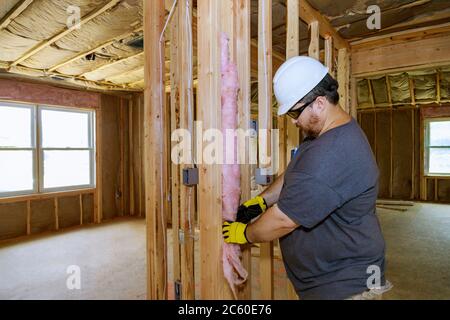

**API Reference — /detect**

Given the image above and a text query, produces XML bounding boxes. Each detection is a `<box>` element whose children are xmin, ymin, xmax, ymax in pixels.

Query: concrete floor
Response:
<box><xmin>0</xmin><ymin>203</ymin><xmax>449</xmax><ymax>300</ymax></box>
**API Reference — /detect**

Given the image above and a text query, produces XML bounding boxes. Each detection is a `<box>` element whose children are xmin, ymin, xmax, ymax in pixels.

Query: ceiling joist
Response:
<box><xmin>299</xmin><ymin>0</ymin><xmax>349</xmax><ymax>50</ymax></box>
<box><xmin>48</xmin><ymin>25</ymin><xmax>143</xmax><ymax>73</ymax></box>
<box><xmin>0</xmin><ymin>0</ymin><xmax>34</xmax><ymax>30</ymax></box>
<box><xmin>11</xmin><ymin>0</ymin><xmax>122</xmax><ymax>67</ymax></box>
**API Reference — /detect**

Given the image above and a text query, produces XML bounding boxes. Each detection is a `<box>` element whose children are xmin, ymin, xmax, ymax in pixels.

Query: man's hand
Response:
<box><xmin>222</xmin><ymin>221</ymin><xmax>250</xmax><ymax>244</ymax></box>
<box><xmin>236</xmin><ymin>196</ymin><xmax>267</xmax><ymax>223</ymax></box>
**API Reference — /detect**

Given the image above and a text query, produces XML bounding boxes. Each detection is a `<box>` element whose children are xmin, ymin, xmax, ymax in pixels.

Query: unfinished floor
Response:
<box><xmin>0</xmin><ymin>203</ymin><xmax>449</xmax><ymax>300</ymax></box>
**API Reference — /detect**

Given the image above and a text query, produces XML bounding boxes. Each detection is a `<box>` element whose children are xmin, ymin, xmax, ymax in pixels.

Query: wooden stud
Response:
<box><xmin>95</xmin><ymin>101</ymin><xmax>103</xmax><ymax>224</ymax></box>
<box><xmin>258</xmin><ymin>0</ymin><xmax>274</xmax><ymax>301</ymax></box>
<box><xmin>54</xmin><ymin>197</ymin><xmax>59</xmax><ymax>231</ymax></box>
<box><xmin>411</xmin><ymin>108</ymin><xmax>415</xmax><ymax>200</ymax></box>
<box><xmin>144</xmin><ymin>0</ymin><xmax>167</xmax><ymax>300</ymax></box>
<box><xmin>119</xmin><ymin>99</ymin><xmax>125</xmax><ymax>216</ymax></box>
<box><xmin>409</xmin><ymin>78</ymin><xmax>416</xmax><ymax>106</ymax></box>
<box><xmin>197</xmin><ymin>0</ymin><xmax>233</xmax><ymax>300</ymax></box>
<box><xmin>285</xmin><ymin>0</ymin><xmax>299</xmax><ymax>300</ymax></box>
<box><xmin>129</xmin><ymin>100</ymin><xmax>135</xmax><ymax>216</ymax></box>
<box><xmin>138</xmin><ymin>95</ymin><xmax>143</xmax><ymax>217</ymax></box>
<box><xmin>419</xmin><ymin>112</ymin><xmax>426</xmax><ymax>200</ymax></box>
<box><xmin>437</xmin><ymin>71</ymin><xmax>441</xmax><ymax>105</ymax></box>
<box><xmin>435</xmin><ymin>178</ymin><xmax>438</xmax><ymax>202</ymax></box>
<box><xmin>390</xmin><ymin>108</ymin><xmax>393</xmax><ymax>199</ymax></box>
<box><xmin>337</xmin><ymin>48</ymin><xmax>350</xmax><ymax>113</ymax></box>
<box><xmin>169</xmin><ymin>4</ymin><xmax>182</xmax><ymax>291</ymax></box>
<box><xmin>368</xmin><ymin>79</ymin><xmax>377</xmax><ymax>156</ymax></box>
<box><xmin>350</xmin><ymin>77</ymin><xmax>358</xmax><ymax>119</ymax></box>
<box><xmin>235</xmin><ymin>0</ymin><xmax>252</xmax><ymax>300</ymax></box>
<box><xmin>308</xmin><ymin>21</ymin><xmax>320</xmax><ymax>60</ymax></box>
<box><xmin>324</xmin><ymin>35</ymin><xmax>333</xmax><ymax>71</ymax></box>
<box><xmin>26</xmin><ymin>200</ymin><xmax>31</xmax><ymax>235</ymax></box>
<box><xmin>177</xmin><ymin>0</ymin><xmax>195</xmax><ymax>300</ymax></box>
<box><xmin>11</xmin><ymin>0</ymin><xmax>122</xmax><ymax>67</ymax></box>
<box><xmin>0</xmin><ymin>0</ymin><xmax>34</xmax><ymax>30</ymax></box>
<box><xmin>79</xmin><ymin>194</ymin><xmax>83</xmax><ymax>225</ymax></box>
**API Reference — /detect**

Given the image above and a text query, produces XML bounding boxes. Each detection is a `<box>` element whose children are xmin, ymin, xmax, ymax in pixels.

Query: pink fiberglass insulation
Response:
<box><xmin>220</xmin><ymin>32</ymin><xmax>248</xmax><ymax>299</ymax></box>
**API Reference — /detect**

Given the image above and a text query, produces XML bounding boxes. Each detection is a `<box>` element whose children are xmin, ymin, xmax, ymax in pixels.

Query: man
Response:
<box><xmin>223</xmin><ymin>56</ymin><xmax>389</xmax><ymax>300</ymax></box>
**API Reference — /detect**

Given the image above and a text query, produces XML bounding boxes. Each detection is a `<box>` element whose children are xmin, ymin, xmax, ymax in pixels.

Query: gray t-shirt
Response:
<box><xmin>278</xmin><ymin>119</ymin><xmax>386</xmax><ymax>300</ymax></box>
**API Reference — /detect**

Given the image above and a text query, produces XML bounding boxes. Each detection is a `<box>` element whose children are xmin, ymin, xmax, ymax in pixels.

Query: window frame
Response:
<box><xmin>0</xmin><ymin>102</ymin><xmax>38</xmax><ymax>197</ymax></box>
<box><xmin>0</xmin><ymin>101</ymin><xmax>96</xmax><ymax>198</ymax></box>
<box><xmin>424</xmin><ymin>117</ymin><xmax>450</xmax><ymax>177</ymax></box>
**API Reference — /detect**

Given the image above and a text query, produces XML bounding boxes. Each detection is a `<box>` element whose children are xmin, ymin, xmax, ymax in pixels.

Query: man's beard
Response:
<box><xmin>300</xmin><ymin>114</ymin><xmax>321</xmax><ymax>138</ymax></box>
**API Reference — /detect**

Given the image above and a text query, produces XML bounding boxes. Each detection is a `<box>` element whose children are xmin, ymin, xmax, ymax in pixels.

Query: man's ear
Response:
<box><xmin>312</xmin><ymin>96</ymin><xmax>327</xmax><ymax>114</ymax></box>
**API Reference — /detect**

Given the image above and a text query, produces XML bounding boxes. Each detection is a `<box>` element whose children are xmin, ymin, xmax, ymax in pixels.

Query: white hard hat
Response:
<box><xmin>273</xmin><ymin>56</ymin><xmax>329</xmax><ymax>116</ymax></box>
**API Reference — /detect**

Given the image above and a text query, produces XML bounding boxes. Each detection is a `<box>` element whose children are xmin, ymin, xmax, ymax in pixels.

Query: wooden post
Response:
<box><xmin>337</xmin><ymin>48</ymin><xmax>350</xmax><ymax>113</ymax></box>
<box><xmin>144</xmin><ymin>0</ymin><xmax>167</xmax><ymax>300</ymax></box>
<box><xmin>197</xmin><ymin>0</ymin><xmax>230</xmax><ymax>299</ymax></box>
<box><xmin>437</xmin><ymin>71</ymin><xmax>441</xmax><ymax>104</ymax></box>
<box><xmin>235</xmin><ymin>0</ymin><xmax>252</xmax><ymax>300</ymax></box>
<box><xmin>178</xmin><ymin>0</ymin><xmax>195</xmax><ymax>300</ymax></box>
<box><xmin>308</xmin><ymin>21</ymin><xmax>320</xmax><ymax>60</ymax></box>
<box><xmin>411</xmin><ymin>108</ymin><xmax>415</xmax><ymax>199</ymax></box>
<box><xmin>350</xmin><ymin>77</ymin><xmax>358</xmax><ymax>119</ymax></box>
<box><xmin>258</xmin><ymin>0</ymin><xmax>274</xmax><ymax>300</ymax></box>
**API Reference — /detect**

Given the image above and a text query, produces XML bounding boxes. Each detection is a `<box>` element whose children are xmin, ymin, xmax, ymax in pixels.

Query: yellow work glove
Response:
<box><xmin>222</xmin><ymin>221</ymin><xmax>250</xmax><ymax>244</ymax></box>
<box><xmin>236</xmin><ymin>195</ymin><xmax>267</xmax><ymax>223</ymax></box>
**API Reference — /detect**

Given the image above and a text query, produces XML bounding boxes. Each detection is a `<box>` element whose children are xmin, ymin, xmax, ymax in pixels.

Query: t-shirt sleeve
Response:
<box><xmin>277</xmin><ymin>171</ymin><xmax>343</xmax><ymax>229</ymax></box>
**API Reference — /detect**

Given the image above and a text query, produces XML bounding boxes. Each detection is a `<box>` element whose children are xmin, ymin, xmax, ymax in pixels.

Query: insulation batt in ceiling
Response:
<box><xmin>83</xmin><ymin>52</ymin><xmax>143</xmax><ymax>81</ymax></box>
<box><xmin>370</xmin><ymin>76</ymin><xmax>389</xmax><ymax>105</ymax></box>
<box><xmin>389</xmin><ymin>73</ymin><xmax>411</xmax><ymax>104</ymax></box>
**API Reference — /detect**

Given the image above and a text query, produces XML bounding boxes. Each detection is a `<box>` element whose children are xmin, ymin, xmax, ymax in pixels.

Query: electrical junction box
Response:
<box><xmin>183</xmin><ymin>167</ymin><xmax>198</xmax><ymax>186</ymax></box>
<box><xmin>255</xmin><ymin>168</ymin><xmax>274</xmax><ymax>186</ymax></box>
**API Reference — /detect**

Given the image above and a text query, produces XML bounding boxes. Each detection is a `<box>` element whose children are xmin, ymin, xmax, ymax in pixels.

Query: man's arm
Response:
<box><xmin>245</xmin><ymin>204</ymin><xmax>299</xmax><ymax>243</ymax></box>
<box><xmin>259</xmin><ymin>173</ymin><xmax>285</xmax><ymax>207</ymax></box>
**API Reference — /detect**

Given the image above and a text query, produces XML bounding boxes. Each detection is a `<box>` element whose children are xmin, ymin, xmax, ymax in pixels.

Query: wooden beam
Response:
<box><xmin>351</xmin><ymin>33</ymin><xmax>450</xmax><ymax>76</ymax></box>
<box><xmin>337</xmin><ymin>48</ymin><xmax>350</xmax><ymax>113</ymax></box>
<box><xmin>144</xmin><ymin>0</ymin><xmax>167</xmax><ymax>300</ymax></box>
<box><xmin>299</xmin><ymin>0</ymin><xmax>349</xmax><ymax>50</ymax></box>
<box><xmin>308</xmin><ymin>21</ymin><xmax>320</xmax><ymax>60</ymax></box>
<box><xmin>235</xmin><ymin>0</ymin><xmax>252</xmax><ymax>300</ymax></box>
<box><xmin>350</xmin><ymin>22</ymin><xmax>450</xmax><ymax>48</ymax></box>
<box><xmin>48</xmin><ymin>26</ymin><xmax>143</xmax><ymax>72</ymax></box>
<box><xmin>178</xmin><ymin>0</ymin><xmax>195</xmax><ymax>300</ymax></box>
<box><xmin>0</xmin><ymin>0</ymin><xmax>34</xmax><ymax>30</ymax></box>
<box><xmin>258</xmin><ymin>0</ymin><xmax>274</xmax><ymax>300</ymax></box>
<box><xmin>11</xmin><ymin>0</ymin><xmax>121</xmax><ymax>67</ymax></box>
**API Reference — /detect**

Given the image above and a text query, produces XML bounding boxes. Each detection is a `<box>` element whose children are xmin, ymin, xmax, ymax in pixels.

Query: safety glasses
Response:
<box><xmin>286</xmin><ymin>98</ymin><xmax>315</xmax><ymax>120</ymax></box>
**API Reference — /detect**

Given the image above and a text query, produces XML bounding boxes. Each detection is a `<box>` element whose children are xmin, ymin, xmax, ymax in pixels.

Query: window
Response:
<box><xmin>0</xmin><ymin>102</ymin><xmax>95</xmax><ymax>197</ymax></box>
<box><xmin>424</xmin><ymin>118</ymin><xmax>450</xmax><ymax>176</ymax></box>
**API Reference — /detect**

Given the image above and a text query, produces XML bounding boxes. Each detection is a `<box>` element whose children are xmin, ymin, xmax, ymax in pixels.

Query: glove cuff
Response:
<box><xmin>255</xmin><ymin>195</ymin><xmax>267</xmax><ymax>212</ymax></box>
